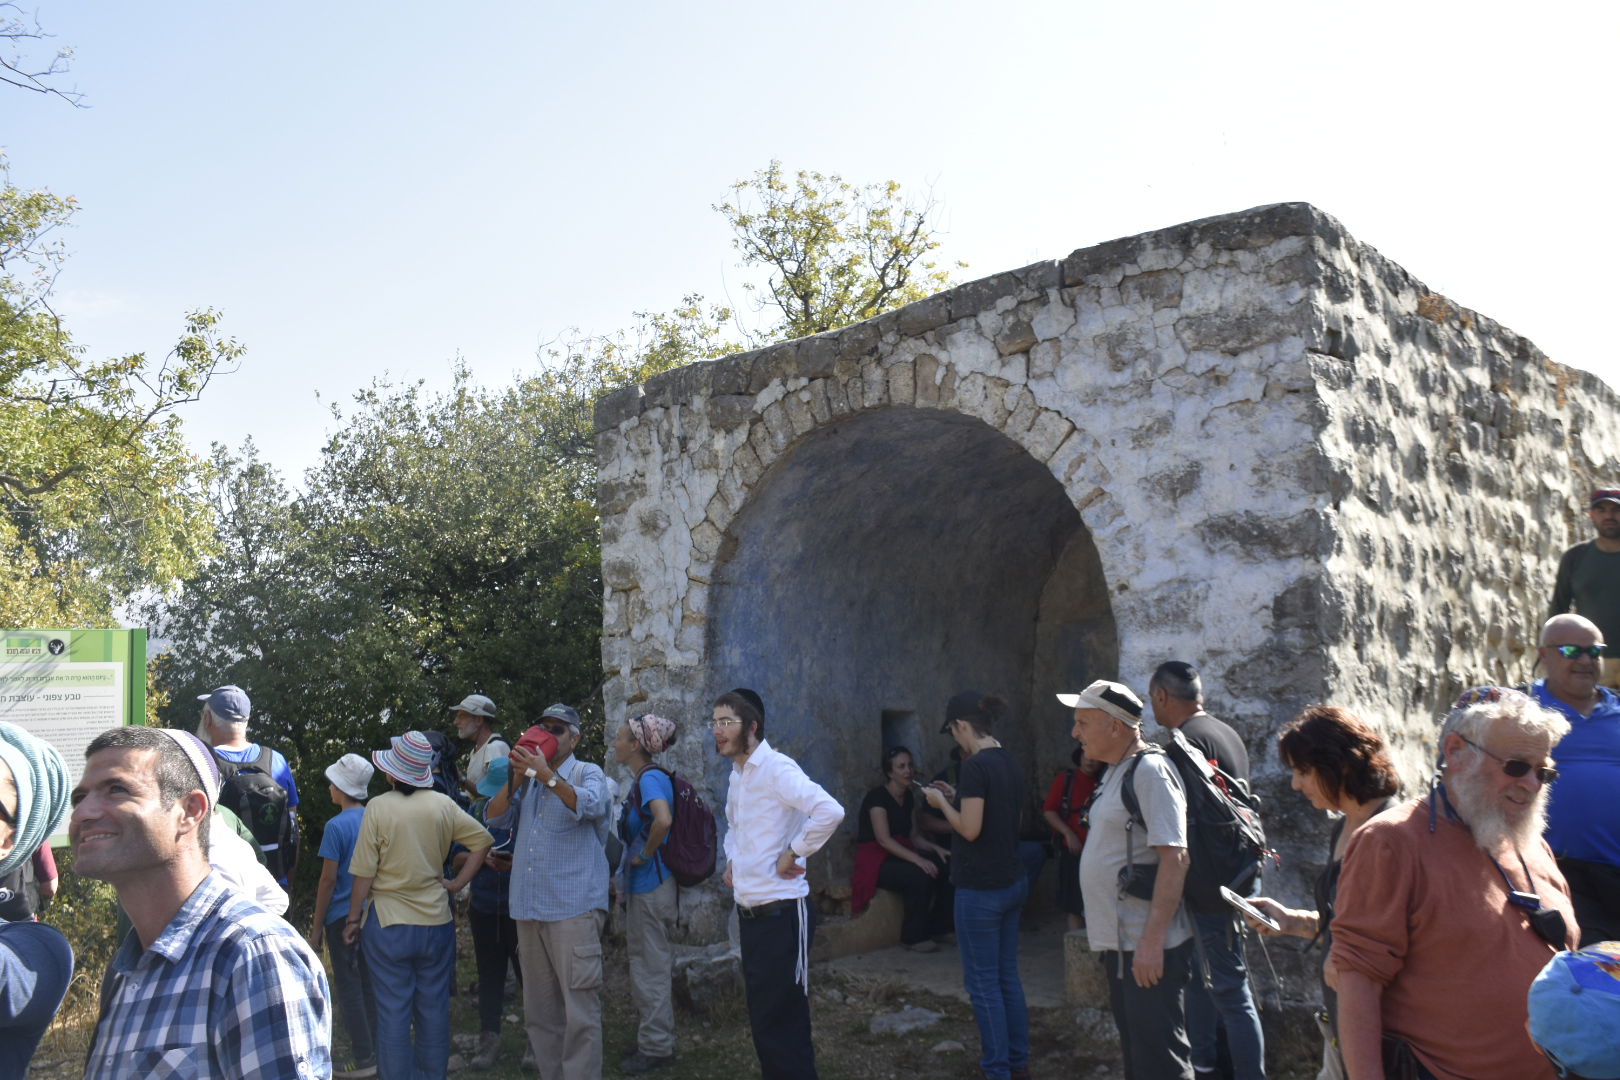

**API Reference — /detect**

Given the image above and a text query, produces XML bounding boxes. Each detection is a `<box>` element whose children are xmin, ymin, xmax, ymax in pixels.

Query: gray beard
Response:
<box><xmin>1447</xmin><ymin>765</ymin><xmax>1548</xmax><ymax>853</ymax></box>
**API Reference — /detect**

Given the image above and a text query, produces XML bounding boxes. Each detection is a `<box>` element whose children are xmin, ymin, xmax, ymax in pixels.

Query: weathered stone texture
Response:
<box><xmin>592</xmin><ymin>201</ymin><xmax>1620</xmax><ymax>971</ymax></box>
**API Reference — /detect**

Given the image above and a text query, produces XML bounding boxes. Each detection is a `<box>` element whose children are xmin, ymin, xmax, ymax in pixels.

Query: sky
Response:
<box><xmin>6</xmin><ymin>0</ymin><xmax>1615</xmax><ymax>483</ymax></box>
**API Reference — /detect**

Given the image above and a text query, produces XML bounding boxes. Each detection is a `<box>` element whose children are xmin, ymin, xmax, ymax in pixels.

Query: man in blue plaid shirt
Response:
<box><xmin>71</xmin><ymin>725</ymin><xmax>331</xmax><ymax>1079</ymax></box>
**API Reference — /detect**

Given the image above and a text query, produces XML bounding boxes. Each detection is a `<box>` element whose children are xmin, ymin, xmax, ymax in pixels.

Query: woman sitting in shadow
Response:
<box><xmin>850</xmin><ymin>745</ymin><xmax>954</xmax><ymax>951</ymax></box>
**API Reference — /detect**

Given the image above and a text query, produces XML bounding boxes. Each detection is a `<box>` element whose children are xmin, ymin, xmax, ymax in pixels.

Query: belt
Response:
<box><xmin>736</xmin><ymin>898</ymin><xmax>795</xmax><ymax>919</ymax></box>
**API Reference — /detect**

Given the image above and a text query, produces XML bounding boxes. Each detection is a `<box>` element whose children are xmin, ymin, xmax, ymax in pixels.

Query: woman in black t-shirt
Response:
<box><xmin>921</xmin><ymin>692</ymin><xmax>1029</xmax><ymax>1080</ymax></box>
<box><xmin>850</xmin><ymin>746</ymin><xmax>953</xmax><ymax>949</ymax></box>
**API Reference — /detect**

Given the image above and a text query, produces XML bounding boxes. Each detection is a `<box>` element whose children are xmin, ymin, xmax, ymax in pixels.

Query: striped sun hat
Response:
<box><xmin>372</xmin><ymin>731</ymin><xmax>435</xmax><ymax>788</ymax></box>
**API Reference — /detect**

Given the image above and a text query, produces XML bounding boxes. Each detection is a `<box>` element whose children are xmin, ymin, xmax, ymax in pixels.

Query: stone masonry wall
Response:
<box><xmin>593</xmin><ymin>202</ymin><xmax>1620</xmax><ymax>949</ymax></box>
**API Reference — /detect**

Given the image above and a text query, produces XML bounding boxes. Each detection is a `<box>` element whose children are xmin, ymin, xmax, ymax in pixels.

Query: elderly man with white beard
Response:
<box><xmin>1329</xmin><ymin>687</ymin><xmax>1578</xmax><ymax>1080</ymax></box>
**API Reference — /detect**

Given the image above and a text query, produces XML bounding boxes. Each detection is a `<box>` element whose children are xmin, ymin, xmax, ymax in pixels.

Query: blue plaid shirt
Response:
<box><xmin>488</xmin><ymin>755</ymin><xmax>611</xmax><ymax>921</ymax></box>
<box><xmin>85</xmin><ymin>871</ymin><xmax>331</xmax><ymax>1079</ymax></box>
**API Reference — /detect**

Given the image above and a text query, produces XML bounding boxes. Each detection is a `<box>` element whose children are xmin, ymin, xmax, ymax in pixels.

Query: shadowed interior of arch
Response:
<box><xmin>705</xmin><ymin>406</ymin><xmax>1117</xmax><ymax>811</ymax></box>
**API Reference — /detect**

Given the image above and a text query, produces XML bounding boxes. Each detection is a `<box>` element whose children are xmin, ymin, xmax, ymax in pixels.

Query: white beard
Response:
<box><xmin>1448</xmin><ymin>760</ymin><xmax>1548</xmax><ymax>853</ymax></box>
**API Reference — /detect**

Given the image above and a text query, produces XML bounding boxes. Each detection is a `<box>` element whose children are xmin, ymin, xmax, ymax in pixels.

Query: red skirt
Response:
<box><xmin>851</xmin><ymin>835</ymin><xmax>914</xmax><ymax>915</ymax></box>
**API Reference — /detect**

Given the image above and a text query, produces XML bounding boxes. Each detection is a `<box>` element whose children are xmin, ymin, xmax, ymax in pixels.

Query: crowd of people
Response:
<box><xmin>3</xmin><ymin>491</ymin><xmax>1620</xmax><ymax>1077</ymax></box>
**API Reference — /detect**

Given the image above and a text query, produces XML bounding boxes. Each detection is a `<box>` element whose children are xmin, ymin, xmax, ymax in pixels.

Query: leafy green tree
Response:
<box><xmin>716</xmin><ymin>160</ymin><xmax>963</xmax><ymax>342</ymax></box>
<box><xmin>0</xmin><ymin>163</ymin><xmax>240</xmax><ymax>627</ymax></box>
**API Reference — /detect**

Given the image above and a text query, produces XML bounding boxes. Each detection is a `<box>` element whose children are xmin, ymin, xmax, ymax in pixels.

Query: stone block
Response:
<box><xmin>601</xmin><ymin>559</ymin><xmax>639</xmax><ymax>591</ymax></box>
<box><xmin>796</xmin><ymin>334</ymin><xmax>839</xmax><ymax>379</ymax></box>
<box><xmin>913</xmin><ymin>354</ymin><xmax>942</xmax><ymax>406</ymax></box>
<box><xmin>1120</xmin><ymin>269</ymin><xmax>1183</xmax><ymax>309</ymax></box>
<box><xmin>747</xmin><ymin>342</ymin><xmax>800</xmax><ymax>394</ymax></box>
<box><xmin>783</xmin><ymin>389</ymin><xmax>816</xmax><ymax>438</ymax></box>
<box><xmin>1021</xmin><ymin>410</ymin><xmax>1073</xmax><ymax>463</ymax></box>
<box><xmin>707</xmin><ymin>394</ymin><xmax>757</xmax><ymax>432</ymax></box>
<box><xmin>672</xmin><ymin>943</ymin><xmax>744</xmax><ymax>1016</ymax></box>
<box><xmin>595</xmin><ymin>384</ymin><xmax>644</xmax><ymax>429</ymax></box>
<box><xmin>837</xmin><ymin>320</ymin><xmax>883</xmax><ymax>364</ymax></box>
<box><xmin>896</xmin><ymin>293</ymin><xmax>951</xmax><ymax>335</ymax></box>
<box><xmin>1064</xmin><ymin>930</ymin><xmax>1109</xmax><ymax>1008</ymax></box>
<box><xmin>888</xmin><ymin>361</ymin><xmax>916</xmax><ymax>407</ymax></box>
<box><xmin>947</xmin><ymin>270</ymin><xmax>1024</xmax><ymax>321</ymax></box>
<box><xmin>995</xmin><ymin>318</ymin><xmax>1038</xmax><ymax>357</ymax></box>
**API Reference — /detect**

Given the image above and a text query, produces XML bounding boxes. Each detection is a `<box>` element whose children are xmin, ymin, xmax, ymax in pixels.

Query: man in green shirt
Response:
<box><xmin>1551</xmin><ymin>488</ymin><xmax>1620</xmax><ymax>689</ymax></box>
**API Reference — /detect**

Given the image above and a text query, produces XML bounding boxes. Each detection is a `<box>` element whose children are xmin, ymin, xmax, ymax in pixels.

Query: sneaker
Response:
<box><xmin>334</xmin><ymin>1063</ymin><xmax>377</xmax><ymax>1080</ymax></box>
<box><xmin>470</xmin><ymin>1031</ymin><xmax>501</xmax><ymax>1070</ymax></box>
<box><xmin>905</xmin><ymin>939</ymin><xmax>940</xmax><ymax>952</ymax></box>
<box><xmin>619</xmin><ymin>1051</ymin><xmax>675</xmax><ymax>1074</ymax></box>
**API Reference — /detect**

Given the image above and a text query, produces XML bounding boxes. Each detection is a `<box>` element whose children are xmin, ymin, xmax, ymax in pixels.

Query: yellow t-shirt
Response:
<box><xmin>349</xmin><ymin>789</ymin><xmax>493</xmax><ymax>927</ymax></box>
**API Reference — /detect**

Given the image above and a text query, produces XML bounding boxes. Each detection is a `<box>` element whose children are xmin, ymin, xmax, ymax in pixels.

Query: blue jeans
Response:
<box><xmin>360</xmin><ymin>910</ymin><xmax>455</xmax><ymax>1080</ymax></box>
<box><xmin>325</xmin><ymin>916</ymin><xmax>377</xmax><ymax>1066</ymax></box>
<box><xmin>955</xmin><ymin>877</ymin><xmax>1030</xmax><ymax>1079</ymax></box>
<box><xmin>1186</xmin><ymin>912</ymin><xmax>1266</xmax><ymax>1079</ymax></box>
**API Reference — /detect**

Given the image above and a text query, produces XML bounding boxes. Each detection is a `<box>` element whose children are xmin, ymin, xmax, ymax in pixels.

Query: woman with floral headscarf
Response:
<box><xmin>612</xmin><ymin>713</ymin><xmax>680</xmax><ymax>1074</ymax></box>
<box><xmin>0</xmin><ymin>721</ymin><xmax>73</xmax><ymax>1077</ymax></box>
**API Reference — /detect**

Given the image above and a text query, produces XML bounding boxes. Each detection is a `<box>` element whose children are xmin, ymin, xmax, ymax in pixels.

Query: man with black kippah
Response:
<box><xmin>713</xmin><ymin>686</ymin><xmax>844</xmax><ymax>1080</ymax></box>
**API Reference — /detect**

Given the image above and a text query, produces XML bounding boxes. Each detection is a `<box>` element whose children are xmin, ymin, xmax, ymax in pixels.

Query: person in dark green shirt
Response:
<box><xmin>1551</xmin><ymin>487</ymin><xmax>1620</xmax><ymax>689</ymax></box>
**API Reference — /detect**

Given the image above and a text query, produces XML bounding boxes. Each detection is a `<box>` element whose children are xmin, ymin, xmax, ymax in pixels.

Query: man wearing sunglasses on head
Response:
<box><xmin>1531</xmin><ymin>613</ymin><xmax>1620</xmax><ymax>945</ymax></box>
<box><xmin>1551</xmin><ymin>488</ymin><xmax>1620</xmax><ymax>690</ymax></box>
<box><xmin>1330</xmin><ymin>687</ymin><xmax>1577</xmax><ymax>1080</ymax></box>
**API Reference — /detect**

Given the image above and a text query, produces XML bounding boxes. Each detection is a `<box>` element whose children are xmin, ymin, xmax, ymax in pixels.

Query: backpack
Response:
<box><xmin>214</xmin><ymin>745</ymin><xmax>296</xmax><ymax>881</ymax></box>
<box><xmin>1119</xmin><ymin>729</ymin><xmax>1273</xmax><ymax>914</ymax></box>
<box><xmin>625</xmin><ymin>765</ymin><xmax>717</xmax><ymax>887</ymax></box>
<box><xmin>423</xmin><ymin>729</ymin><xmax>470</xmax><ymax>809</ymax></box>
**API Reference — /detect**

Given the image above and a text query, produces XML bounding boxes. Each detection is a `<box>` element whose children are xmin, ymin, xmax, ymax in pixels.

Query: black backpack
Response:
<box><xmin>1120</xmin><ymin>729</ymin><xmax>1272</xmax><ymax>914</ymax></box>
<box><xmin>214</xmin><ymin>745</ymin><xmax>296</xmax><ymax>880</ymax></box>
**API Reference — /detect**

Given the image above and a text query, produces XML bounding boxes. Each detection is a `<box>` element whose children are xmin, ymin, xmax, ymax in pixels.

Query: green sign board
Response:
<box><xmin>0</xmin><ymin>629</ymin><xmax>148</xmax><ymax>842</ymax></box>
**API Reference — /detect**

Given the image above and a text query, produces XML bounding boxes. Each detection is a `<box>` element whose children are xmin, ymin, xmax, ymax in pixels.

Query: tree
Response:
<box><xmin>1</xmin><ymin>2</ymin><xmax>83</xmax><ymax>105</ymax></box>
<box><xmin>145</xmin><ymin>313</ymin><xmax>723</xmax><ymax>892</ymax></box>
<box><xmin>716</xmin><ymin>161</ymin><xmax>963</xmax><ymax>342</ymax></box>
<box><xmin>0</xmin><ymin>162</ymin><xmax>240</xmax><ymax>626</ymax></box>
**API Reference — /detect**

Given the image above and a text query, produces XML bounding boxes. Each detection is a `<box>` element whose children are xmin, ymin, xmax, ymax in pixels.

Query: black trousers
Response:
<box><xmin>469</xmin><ymin>906</ymin><xmax>521</xmax><ymax>1033</ymax></box>
<box><xmin>739</xmin><ymin>899</ymin><xmax>819</xmax><ymax>1080</ymax></box>
<box><xmin>875</xmin><ymin>853</ymin><xmax>953</xmax><ymax>944</ymax></box>
<box><xmin>1101</xmin><ymin>939</ymin><xmax>1195</xmax><ymax>1080</ymax></box>
<box><xmin>1557</xmin><ymin>855</ymin><xmax>1620</xmax><ymax>944</ymax></box>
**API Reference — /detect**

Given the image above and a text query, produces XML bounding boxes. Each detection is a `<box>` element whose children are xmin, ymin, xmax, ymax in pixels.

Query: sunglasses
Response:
<box><xmin>539</xmin><ymin>723</ymin><xmax>570</xmax><ymax>737</ymax></box>
<box><xmin>1459</xmin><ymin>735</ymin><xmax>1559</xmax><ymax>785</ymax></box>
<box><xmin>1550</xmin><ymin>644</ymin><xmax>1606</xmax><ymax>660</ymax></box>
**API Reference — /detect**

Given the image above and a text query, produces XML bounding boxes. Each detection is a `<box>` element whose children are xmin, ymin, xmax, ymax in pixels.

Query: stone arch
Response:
<box><xmin>704</xmin><ymin>404</ymin><xmax>1118</xmax><ymax>813</ymax></box>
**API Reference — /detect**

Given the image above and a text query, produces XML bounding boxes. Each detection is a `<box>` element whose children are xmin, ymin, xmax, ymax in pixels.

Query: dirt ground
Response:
<box><xmin>29</xmin><ymin>912</ymin><xmax>1318</xmax><ymax>1080</ymax></box>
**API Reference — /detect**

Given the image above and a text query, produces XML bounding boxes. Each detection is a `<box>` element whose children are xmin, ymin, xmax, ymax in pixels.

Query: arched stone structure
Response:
<box><xmin>595</xmin><ymin>202</ymin><xmax>1620</xmax><ymax>928</ymax></box>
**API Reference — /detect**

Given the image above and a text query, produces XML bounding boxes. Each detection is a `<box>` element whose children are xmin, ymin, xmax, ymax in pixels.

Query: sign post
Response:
<box><xmin>0</xmin><ymin>629</ymin><xmax>148</xmax><ymax>831</ymax></box>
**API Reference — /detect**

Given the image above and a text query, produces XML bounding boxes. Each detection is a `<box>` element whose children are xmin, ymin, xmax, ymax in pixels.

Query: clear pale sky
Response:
<box><xmin>7</xmin><ymin>0</ymin><xmax>1614</xmax><ymax>481</ymax></box>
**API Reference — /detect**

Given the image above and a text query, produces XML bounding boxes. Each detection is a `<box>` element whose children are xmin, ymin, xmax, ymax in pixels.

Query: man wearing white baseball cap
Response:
<box><xmin>1060</xmin><ymin>679</ymin><xmax>1195</xmax><ymax>1080</ymax></box>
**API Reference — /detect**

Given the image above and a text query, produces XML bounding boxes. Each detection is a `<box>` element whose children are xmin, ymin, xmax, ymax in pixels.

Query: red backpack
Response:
<box><xmin>629</xmin><ymin>766</ymin><xmax>717</xmax><ymax>887</ymax></box>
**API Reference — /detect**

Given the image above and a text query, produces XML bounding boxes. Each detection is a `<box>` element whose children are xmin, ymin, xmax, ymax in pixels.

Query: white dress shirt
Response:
<box><xmin>724</xmin><ymin>738</ymin><xmax>845</xmax><ymax>907</ymax></box>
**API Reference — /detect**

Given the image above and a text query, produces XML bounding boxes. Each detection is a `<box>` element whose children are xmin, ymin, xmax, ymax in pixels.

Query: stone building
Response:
<box><xmin>594</xmin><ymin>202</ymin><xmax>1620</xmax><ymax>943</ymax></box>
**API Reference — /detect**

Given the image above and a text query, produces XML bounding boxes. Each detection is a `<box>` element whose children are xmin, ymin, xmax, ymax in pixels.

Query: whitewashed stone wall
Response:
<box><xmin>594</xmin><ymin>203</ymin><xmax>1620</xmax><ymax>946</ymax></box>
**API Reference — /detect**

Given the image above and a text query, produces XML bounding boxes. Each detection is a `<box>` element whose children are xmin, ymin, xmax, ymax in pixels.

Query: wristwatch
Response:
<box><xmin>545</xmin><ymin>775</ymin><xmax>559</xmax><ymax>789</ymax></box>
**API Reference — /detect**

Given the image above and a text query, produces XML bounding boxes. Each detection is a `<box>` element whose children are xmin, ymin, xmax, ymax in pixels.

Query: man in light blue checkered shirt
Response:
<box><xmin>71</xmin><ymin>726</ymin><xmax>330</xmax><ymax>1079</ymax></box>
<box><xmin>486</xmin><ymin>704</ymin><xmax>611</xmax><ymax>1080</ymax></box>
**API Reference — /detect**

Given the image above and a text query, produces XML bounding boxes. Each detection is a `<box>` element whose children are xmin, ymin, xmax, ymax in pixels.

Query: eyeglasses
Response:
<box><xmin>711</xmin><ymin>718</ymin><xmax>743</xmax><ymax>729</ymax></box>
<box><xmin>1459</xmin><ymin>735</ymin><xmax>1559</xmax><ymax>785</ymax></box>
<box><xmin>1550</xmin><ymin>644</ymin><xmax>1606</xmax><ymax>660</ymax></box>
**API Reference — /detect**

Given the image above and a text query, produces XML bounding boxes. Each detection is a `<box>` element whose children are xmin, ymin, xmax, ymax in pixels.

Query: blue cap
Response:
<box><xmin>1529</xmin><ymin>941</ymin><xmax>1620</xmax><ymax>1079</ymax></box>
<box><xmin>476</xmin><ymin>756</ymin><xmax>511</xmax><ymax>799</ymax></box>
<box><xmin>197</xmin><ymin>685</ymin><xmax>251</xmax><ymax>723</ymax></box>
<box><xmin>540</xmin><ymin>703</ymin><xmax>581</xmax><ymax>730</ymax></box>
